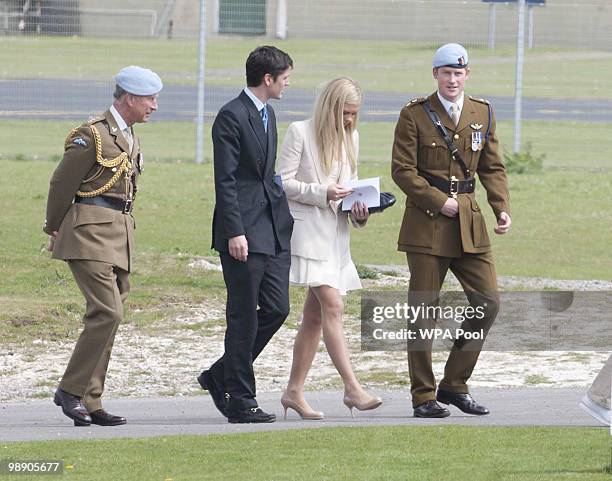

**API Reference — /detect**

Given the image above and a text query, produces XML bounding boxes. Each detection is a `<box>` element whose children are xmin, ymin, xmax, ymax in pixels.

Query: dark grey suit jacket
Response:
<box><xmin>211</xmin><ymin>90</ymin><xmax>293</xmax><ymax>255</ymax></box>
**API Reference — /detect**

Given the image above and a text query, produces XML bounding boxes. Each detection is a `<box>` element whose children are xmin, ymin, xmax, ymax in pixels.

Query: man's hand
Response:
<box><xmin>350</xmin><ymin>201</ymin><xmax>369</xmax><ymax>226</ymax></box>
<box><xmin>228</xmin><ymin>235</ymin><xmax>248</xmax><ymax>262</ymax></box>
<box><xmin>327</xmin><ymin>183</ymin><xmax>352</xmax><ymax>201</ymax></box>
<box><xmin>47</xmin><ymin>231</ymin><xmax>58</xmax><ymax>252</ymax></box>
<box><xmin>440</xmin><ymin>198</ymin><xmax>459</xmax><ymax>217</ymax></box>
<box><xmin>494</xmin><ymin>211</ymin><xmax>511</xmax><ymax>235</ymax></box>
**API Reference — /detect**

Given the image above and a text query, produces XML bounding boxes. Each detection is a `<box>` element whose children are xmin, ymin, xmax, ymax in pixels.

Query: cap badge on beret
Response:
<box><xmin>433</xmin><ymin>43</ymin><xmax>469</xmax><ymax>69</ymax></box>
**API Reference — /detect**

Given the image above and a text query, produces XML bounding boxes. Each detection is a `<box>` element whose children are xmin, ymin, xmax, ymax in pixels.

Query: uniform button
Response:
<box><xmin>453</xmin><ymin>134</ymin><xmax>459</xmax><ymax>140</ymax></box>
<box><xmin>260</xmin><ymin>201</ymin><xmax>265</xmax><ymax>206</ymax></box>
<box><xmin>431</xmin><ymin>142</ymin><xmax>436</xmax><ymax>147</ymax></box>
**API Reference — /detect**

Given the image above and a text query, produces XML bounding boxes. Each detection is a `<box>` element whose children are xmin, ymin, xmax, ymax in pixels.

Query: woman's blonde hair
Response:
<box><xmin>312</xmin><ymin>77</ymin><xmax>362</xmax><ymax>176</ymax></box>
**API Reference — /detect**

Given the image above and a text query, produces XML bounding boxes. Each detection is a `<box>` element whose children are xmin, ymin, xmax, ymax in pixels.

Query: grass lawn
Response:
<box><xmin>1</xmin><ymin>36</ymin><xmax>611</xmax><ymax>98</ymax></box>
<box><xmin>2</xmin><ymin>157</ymin><xmax>611</xmax><ymax>281</ymax></box>
<box><xmin>1</xmin><ymin>154</ymin><xmax>611</xmax><ymax>342</ymax></box>
<box><xmin>2</xmin><ymin>426</ymin><xmax>611</xmax><ymax>481</ymax></box>
<box><xmin>1</xmin><ymin>116</ymin><xmax>610</xmax><ymax>341</ymax></box>
<box><xmin>0</xmin><ymin>115</ymin><xmax>612</xmax><ymax>341</ymax></box>
<box><xmin>1</xmin><ymin>118</ymin><xmax>611</xmax><ymax>169</ymax></box>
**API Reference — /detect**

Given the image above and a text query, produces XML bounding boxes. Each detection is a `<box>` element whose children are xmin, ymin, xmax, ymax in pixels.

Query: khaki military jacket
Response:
<box><xmin>44</xmin><ymin>110</ymin><xmax>142</xmax><ymax>271</ymax></box>
<box><xmin>391</xmin><ymin>93</ymin><xmax>510</xmax><ymax>257</ymax></box>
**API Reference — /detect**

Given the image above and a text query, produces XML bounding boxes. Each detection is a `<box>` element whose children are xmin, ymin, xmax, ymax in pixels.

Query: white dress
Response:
<box><xmin>289</xmin><ymin>158</ymin><xmax>362</xmax><ymax>296</ymax></box>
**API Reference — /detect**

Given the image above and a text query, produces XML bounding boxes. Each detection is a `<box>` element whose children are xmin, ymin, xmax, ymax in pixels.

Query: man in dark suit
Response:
<box><xmin>198</xmin><ymin>46</ymin><xmax>294</xmax><ymax>423</ymax></box>
<box><xmin>392</xmin><ymin>43</ymin><xmax>511</xmax><ymax>418</ymax></box>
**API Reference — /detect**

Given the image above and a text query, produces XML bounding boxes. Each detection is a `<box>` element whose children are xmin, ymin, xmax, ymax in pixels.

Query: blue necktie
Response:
<box><xmin>261</xmin><ymin>104</ymin><xmax>268</xmax><ymax>133</ymax></box>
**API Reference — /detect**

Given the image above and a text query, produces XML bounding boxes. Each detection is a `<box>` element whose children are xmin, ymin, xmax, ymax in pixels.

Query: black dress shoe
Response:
<box><xmin>197</xmin><ymin>370</ymin><xmax>229</xmax><ymax>418</ymax></box>
<box><xmin>54</xmin><ymin>389</ymin><xmax>92</xmax><ymax>426</ymax></box>
<box><xmin>436</xmin><ymin>389</ymin><xmax>490</xmax><ymax>415</ymax></box>
<box><xmin>89</xmin><ymin>409</ymin><xmax>127</xmax><ymax>426</ymax></box>
<box><xmin>228</xmin><ymin>406</ymin><xmax>276</xmax><ymax>424</ymax></box>
<box><xmin>413</xmin><ymin>400</ymin><xmax>451</xmax><ymax>418</ymax></box>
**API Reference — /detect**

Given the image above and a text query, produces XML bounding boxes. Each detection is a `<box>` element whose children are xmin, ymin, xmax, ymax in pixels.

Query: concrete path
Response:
<box><xmin>0</xmin><ymin>387</ymin><xmax>606</xmax><ymax>442</ymax></box>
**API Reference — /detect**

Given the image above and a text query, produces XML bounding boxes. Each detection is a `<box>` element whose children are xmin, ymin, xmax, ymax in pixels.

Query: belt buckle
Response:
<box><xmin>449</xmin><ymin>176</ymin><xmax>459</xmax><ymax>199</ymax></box>
<box><xmin>123</xmin><ymin>198</ymin><xmax>133</xmax><ymax>214</ymax></box>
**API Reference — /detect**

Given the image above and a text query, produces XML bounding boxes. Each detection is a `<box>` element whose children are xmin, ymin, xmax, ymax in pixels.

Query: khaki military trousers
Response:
<box><xmin>406</xmin><ymin>251</ymin><xmax>499</xmax><ymax>407</ymax></box>
<box><xmin>588</xmin><ymin>354</ymin><xmax>612</xmax><ymax>409</ymax></box>
<box><xmin>59</xmin><ymin>260</ymin><xmax>130</xmax><ymax>412</ymax></box>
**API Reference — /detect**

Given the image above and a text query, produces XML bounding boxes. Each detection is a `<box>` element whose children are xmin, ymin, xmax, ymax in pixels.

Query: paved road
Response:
<box><xmin>0</xmin><ymin>387</ymin><xmax>606</xmax><ymax>442</ymax></box>
<box><xmin>1</xmin><ymin>79</ymin><xmax>611</xmax><ymax>123</ymax></box>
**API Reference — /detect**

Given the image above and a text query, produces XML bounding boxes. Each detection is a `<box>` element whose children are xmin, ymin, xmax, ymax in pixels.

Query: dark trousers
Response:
<box><xmin>406</xmin><ymin>251</ymin><xmax>499</xmax><ymax>407</ymax></box>
<box><xmin>210</xmin><ymin>249</ymin><xmax>290</xmax><ymax>411</ymax></box>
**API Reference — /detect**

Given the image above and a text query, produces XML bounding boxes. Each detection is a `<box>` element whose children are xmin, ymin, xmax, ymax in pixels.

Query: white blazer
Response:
<box><xmin>277</xmin><ymin>119</ymin><xmax>359</xmax><ymax>262</ymax></box>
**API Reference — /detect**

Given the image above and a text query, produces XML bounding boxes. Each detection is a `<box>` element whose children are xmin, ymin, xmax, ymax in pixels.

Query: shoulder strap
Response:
<box><xmin>485</xmin><ymin>102</ymin><xmax>492</xmax><ymax>143</ymax></box>
<box><xmin>468</xmin><ymin>96</ymin><xmax>493</xmax><ymax>143</ymax></box>
<box><xmin>422</xmin><ymin>100</ymin><xmax>471</xmax><ymax>178</ymax></box>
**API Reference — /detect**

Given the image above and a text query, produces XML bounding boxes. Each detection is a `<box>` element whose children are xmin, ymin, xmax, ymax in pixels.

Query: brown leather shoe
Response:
<box><xmin>53</xmin><ymin>389</ymin><xmax>92</xmax><ymax>426</ymax></box>
<box><xmin>89</xmin><ymin>409</ymin><xmax>127</xmax><ymax>426</ymax></box>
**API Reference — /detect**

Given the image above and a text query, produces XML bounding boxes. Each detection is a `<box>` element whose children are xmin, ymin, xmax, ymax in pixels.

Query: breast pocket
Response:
<box><xmin>419</xmin><ymin>136</ymin><xmax>449</xmax><ymax>171</ymax></box>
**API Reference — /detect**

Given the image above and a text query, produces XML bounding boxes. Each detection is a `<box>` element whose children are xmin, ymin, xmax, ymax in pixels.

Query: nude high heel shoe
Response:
<box><xmin>281</xmin><ymin>393</ymin><xmax>324</xmax><ymax>420</ymax></box>
<box><xmin>343</xmin><ymin>393</ymin><xmax>383</xmax><ymax>418</ymax></box>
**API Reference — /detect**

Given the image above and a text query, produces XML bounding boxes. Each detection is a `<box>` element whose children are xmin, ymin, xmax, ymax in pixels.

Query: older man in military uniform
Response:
<box><xmin>391</xmin><ymin>43</ymin><xmax>511</xmax><ymax>418</ymax></box>
<box><xmin>44</xmin><ymin>66</ymin><xmax>162</xmax><ymax>426</ymax></box>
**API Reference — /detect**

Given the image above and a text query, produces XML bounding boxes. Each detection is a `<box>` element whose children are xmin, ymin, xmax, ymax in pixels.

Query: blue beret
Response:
<box><xmin>115</xmin><ymin>65</ymin><xmax>163</xmax><ymax>96</ymax></box>
<box><xmin>432</xmin><ymin>43</ymin><xmax>469</xmax><ymax>69</ymax></box>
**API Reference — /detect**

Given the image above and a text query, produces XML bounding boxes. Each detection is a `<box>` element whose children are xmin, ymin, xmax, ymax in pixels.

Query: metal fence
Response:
<box><xmin>7</xmin><ymin>0</ymin><xmax>607</xmax><ymax>48</ymax></box>
<box><xmin>1</xmin><ymin>0</ymin><xmax>611</xmax><ymax>167</ymax></box>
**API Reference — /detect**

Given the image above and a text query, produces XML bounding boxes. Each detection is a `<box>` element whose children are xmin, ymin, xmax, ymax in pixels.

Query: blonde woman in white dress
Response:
<box><xmin>278</xmin><ymin>77</ymin><xmax>382</xmax><ymax>419</ymax></box>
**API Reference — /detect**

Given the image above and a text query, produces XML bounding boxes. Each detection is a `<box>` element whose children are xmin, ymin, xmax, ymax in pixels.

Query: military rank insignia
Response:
<box><xmin>72</xmin><ymin>137</ymin><xmax>87</xmax><ymax>147</ymax></box>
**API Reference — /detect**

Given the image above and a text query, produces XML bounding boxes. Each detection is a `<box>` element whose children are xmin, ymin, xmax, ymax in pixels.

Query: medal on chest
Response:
<box><xmin>471</xmin><ymin>130</ymin><xmax>482</xmax><ymax>152</ymax></box>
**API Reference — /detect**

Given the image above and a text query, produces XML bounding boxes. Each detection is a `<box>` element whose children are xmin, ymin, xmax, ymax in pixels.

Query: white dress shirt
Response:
<box><xmin>243</xmin><ymin>87</ymin><xmax>266</xmax><ymax>114</ymax></box>
<box><xmin>110</xmin><ymin>105</ymin><xmax>133</xmax><ymax>150</ymax></box>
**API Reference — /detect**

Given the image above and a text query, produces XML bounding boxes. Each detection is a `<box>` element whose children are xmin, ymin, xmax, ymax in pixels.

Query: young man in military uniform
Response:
<box><xmin>44</xmin><ymin>66</ymin><xmax>162</xmax><ymax>426</ymax></box>
<box><xmin>391</xmin><ymin>43</ymin><xmax>511</xmax><ymax>418</ymax></box>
